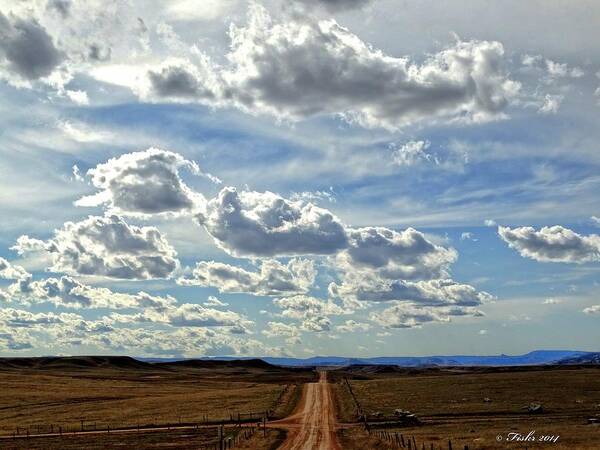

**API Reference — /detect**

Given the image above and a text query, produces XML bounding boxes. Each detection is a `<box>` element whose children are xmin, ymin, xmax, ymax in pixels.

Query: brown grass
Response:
<box><xmin>0</xmin><ymin>425</ymin><xmax>277</xmax><ymax>449</ymax></box>
<box><xmin>338</xmin><ymin>366</ymin><xmax>600</xmax><ymax>449</ymax></box>
<box><xmin>0</xmin><ymin>363</ymin><xmax>313</xmax><ymax>436</ymax></box>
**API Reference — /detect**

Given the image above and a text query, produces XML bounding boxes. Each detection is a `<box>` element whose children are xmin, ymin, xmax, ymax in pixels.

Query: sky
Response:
<box><xmin>0</xmin><ymin>0</ymin><xmax>599</xmax><ymax>359</ymax></box>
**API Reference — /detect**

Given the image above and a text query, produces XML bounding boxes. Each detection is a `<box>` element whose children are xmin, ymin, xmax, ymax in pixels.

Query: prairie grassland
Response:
<box><xmin>339</xmin><ymin>366</ymin><xmax>600</xmax><ymax>449</ymax></box>
<box><xmin>0</xmin><ymin>360</ymin><xmax>312</xmax><ymax>436</ymax></box>
<box><xmin>0</xmin><ymin>426</ymin><xmax>285</xmax><ymax>450</ymax></box>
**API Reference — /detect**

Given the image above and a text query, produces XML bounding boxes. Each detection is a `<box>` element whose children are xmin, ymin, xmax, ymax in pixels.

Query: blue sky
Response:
<box><xmin>0</xmin><ymin>0</ymin><xmax>599</xmax><ymax>358</ymax></box>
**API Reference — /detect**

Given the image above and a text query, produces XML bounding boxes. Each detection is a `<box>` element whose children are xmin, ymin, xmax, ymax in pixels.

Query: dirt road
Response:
<box><xmin>271</xmin><ymin>371</ymin><xmax>341</xmax><ymax>450</ymax></box>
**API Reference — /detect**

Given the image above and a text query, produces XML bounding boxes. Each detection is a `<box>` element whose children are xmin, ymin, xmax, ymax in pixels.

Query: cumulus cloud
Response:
<box><xmin>338</xmin><ymin>227</ymin><xmax>457</xmax><ymax>281</ymax></box>
<box><xmin>0</xmin><ymin>325</ymin><xmax>34</xmax><ymax>350</ymax></box>
<box><xmin>273</xmin><ymin>295</ymin><xmax>346</xmax><ymax>332</ymax></box>
<box><xmin>146</xmin><ymin>58</ymin><xmax>221</xmax><ymax>101</ymax></box>
<box><xmin>538</xmin><ymin>94</ymin><xmax>563</xmax><ymax>114</ymax></box>
<box><xmin>0</xmin><ymin>257</ymin><xmax>30</xmax><ymax>282</ymax></box>
<box><xmin>165</xmin><ymin>303</ymin><xmax>249</xmax><ymax>329</ymax></box>
<box><xmin>0</xmin><ymin>12</ymin><xmax>64</xmax><ymax>83</ymax></box>
<box><xmin>143</xmin><ymin>6</ymin><xmax>519</xmax><ymax>130</ymax></box>
<box><xmin>591</xmin><ymin>216</ymin><xmax>600</xmax><ymax>227</ymax></box>
<box><xmin>71</xmin><ymin>325</ymin><xmax>272</xmax><ymax>358</ymax></box>
<box><xmin>371</xmin><ymin>304</ymin><xmax>483</xmax><ymax>329</ymax></box>
<box><xmin>522</xmin><ymin>54</ymin><xmax>584</xmax><ymax>79</ymax></box>
<box><xmin>178</xmin><ymin>258</ymin><xmax>316</xmax><ymax>296</ymax></box>
<box><xmin>338</xmin><ymin>278</ymin><xmax>492</xmax><ymax>306</ymax></box>
<box><xmin>76</xmin><ymin>148</ymin><xmax>206</xmax><ymax>217</ymax></box>
<box><xmin>262</xmin><ymin>321</ymin><xmax>301</xmax><ymax>344</ymax></box>
<box><xmin>498</xmin><ymin>225</ymin><xmax>600</xmax><ymax>263</ymax></box>
<box><xmin>336</xmin><ymin>319</ymin><xmax>370</xmax><ymax>333</ymax></box>
<box><xmin>13</xmin><ymin>215</ymin><xmax>179</xmax><ymax>279</ymax></box>
<box><xmin>203</xmin><ymin>296</ymin><xmax>229</xmax><ymax>307</ymax></box>
<box><xmin>583</xmin><ymin>305</ymin><xmax>600</xmax><ymax>315</ymax></box>
<box><xmin>109</xmin><ymin>302</ymin><xmax>251</xmax><ymax>332</ymax></box>
<box><xmin>391</xmin><ymin>140</ymin><xmax>434</xmax><ymax>166</ymax></box>
<box><xmin>198</xmin><ymin>187</ymin><xmax>348</xmax><ymax>257</ymax></box>
<box><xmin>0</xmin><ymin>307</ymin><xmax>81</xmax><ymax>328</ymax></box>
<box><xmin>9</xmin><ymin>274</ymin><xmax>177</xmax><ymax>310</ymax></box>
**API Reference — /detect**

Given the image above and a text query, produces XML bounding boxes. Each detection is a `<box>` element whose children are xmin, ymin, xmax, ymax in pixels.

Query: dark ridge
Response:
<box><xmin>0</xmin><ymin>356</ymin><xmax>154</xmax><ymax>370</ymax></box>
<box><xmin>0</xmin><ymin>356</ymin><xmax>315</xmax><ymax>373</ymax></box>
<box><xmin>156</xmin><ymin>358</ymin><xmax>284</xmax><ymax>371</ymax></box>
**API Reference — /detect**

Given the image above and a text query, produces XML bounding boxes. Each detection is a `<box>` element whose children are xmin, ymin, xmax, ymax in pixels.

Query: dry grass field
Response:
<box><xmin>334</xmin><ymin>366</ymin><xmax>600</xmax><ymax>449</ymax></box>
<box><xmin>0</xmin><ymin>356</ymin><xmax>315</xmax><ymax>438</ymax></box>
<box><xmin>1</xmin><ymin>358</ymin><xmax>599</xmax><ymax>449</ymax></box>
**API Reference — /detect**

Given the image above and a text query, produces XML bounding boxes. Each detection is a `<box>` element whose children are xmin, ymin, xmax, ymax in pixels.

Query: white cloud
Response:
<box><xmin>522</xmin><ymin>54</ymin><xmax>584</xmax><ymax>79</ymax></box>
<box><xmin>76</xmin><ymin>148</ymin><xmax>206</xmax><ymax>217</ymax></box>
<box><xmin>498</xmin><ymin>225</ymin><xmax>600</xmax><ymax>263</ymax></box>
<box><xmin>0</xmin><ymin>307</ymin><xmax>81</xmax><ymax>328</ymax></box>
<box><xmin>583</xmin><ymin>305</ymin><xmax>600</xmax><ymax>315</ymax></box>
<box><xmin>337</xmin><ymin>227</ymin><xmax>457</xmax><ymax>281</ymax></box>
<box><xmin>538</xmin><ymin>94</ymin><xmax>563</xmax><ymax>114</ymax></box>
<box><xmin>65</xmin><ymin>89</ymin><xmax>89</xmax><ymax>105</ymax></box>
<box><xmin>371</xmin><ymin>304</ymin><xmax>482</xmax><ymax>329</ymax></box>
<box><xmin>290</xmin><ymin>189</ymin><xmax>336</xmax><ymax>204</ymax></box>
<box><xmin>273</xmin><ymin>295</ymin><xmax>346</xmax><ymax>332</ymax></box>
<box><xmin>484</xmin><ymin>219</ymin><xmax>497</xmax><ymax>227</ymax></box>
<box><xmin>543</xmin><ymin>298</ymin><xmax>562</xmax><ymax>305</ymax></box>
<box><xmin>178</xmin><ymin>258</ymin><xmax>316</xmax><ymax>296</ymax></box>
<box><xmin>591</xmin><ymin>216</ymin><xmax>600</xmax><ymax>227</ymax></box>
<box><xmin>460</xmin><ymin>232</ymin><xmax>476</xmax><ymax>241</ymax></box>
<box><xmin>337</xmin><ymin>277</ymin><xmax>492</xmax><ymax>307</ymax></box>
<box><xmin>0</xmin><ymin>324</ymin><xmax>34</xmax><ymax>350</ymax></box>
<box><xmin>391</xmin><ymin>140</ymin><xmax>433</xmax><ymax>167</ymax></box>
<box><xmin>262</xmin><ymin>321</ymin><xmax>301</xmax><ymax>344</ymax></box>
<box><xmin>10</xmin><ymin>275</ymin><xmax>177</xmax><ymax>310</ymax></box>
<box><xmin>203</xmin><ymin>296</ymin><xmax>229</xmax><ymax>307</ymax></box>
<box><xmin>198</xmin><ymin>187</ymin><xmax>348</xmax><ymax>257</ymax></box>
<box><xmin>0</xmin><ymin>257</ymin><xmax>31</xmax><ymax>282</ymax></box>
<box><xmin>13</xmin><ymin>215</ymin><xmax>179</xmax><ymax>279</ymax></box>
<box><xmin>164</xmin><ymin>303</ymin><xmax>250</xmax><ymax>329</ymax></box>
<box><xmin>336</xmin><ymin>319</ymin><xmax>370</xmax><ymax>333</ymax></box>
<box><xmin>143</xmin><ymin>5</ymin><xmax>519</xmax><ymax>130</ymax></box>
<box><xmin>58</xmin><ymin>121</ymin><xmax>113</xmax><ymax>143</ymax></box>
<box><xmin>71</xmin><ymin>164</ymin><xmax>84</xmax><ymax>182</ymax></box>
<box><xmin>545</xmin><ymin>59</ymin><xmax>584</xmax><ymax>79</ymax></box>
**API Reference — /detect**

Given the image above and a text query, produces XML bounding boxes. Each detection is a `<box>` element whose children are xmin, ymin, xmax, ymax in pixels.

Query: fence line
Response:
<box><xmin>372</xmin><ymin>429</ymin><xmax>472</xmax><ymax>450</ymax></box>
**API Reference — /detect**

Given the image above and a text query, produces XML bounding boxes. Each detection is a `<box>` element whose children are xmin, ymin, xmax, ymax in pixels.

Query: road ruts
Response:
<box><xmin>271</xmin><ymin>371</ymin><xmax>341</xmax><ymax>450</ymax></box>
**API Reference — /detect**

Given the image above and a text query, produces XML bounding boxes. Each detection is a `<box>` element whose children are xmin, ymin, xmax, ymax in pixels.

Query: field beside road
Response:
<box><xmin>0</xmin><ymin>356</ymin><xmax>314</xmax><ymax>442</ymax></box>
<box><xmin>1</xmin><ymin>357</ymin><xmax>599</xmax><ymax>449</ymax></box>
<box><xmin>333</xmin><ymin>365</ymin><xmax>600</xmax><ymax>449</ymax></box>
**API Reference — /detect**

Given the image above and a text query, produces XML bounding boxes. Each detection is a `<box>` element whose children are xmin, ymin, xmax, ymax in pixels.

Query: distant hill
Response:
<box><xmin>0</xmin><ymin>355</ymin><xmax>297</xmax><ymax>372</ymax></box>
<box><xmin>193</xmin><ymin>350</ymin><xmax>592</xmax><ymax>368</ymax></box>
<box><xmin>156</xmin><ymin>358</ymin><xmax>286</xmax><ymax>371</ymax></box>
<box><xmin>0</xmin><ymin>355</ymin><xmax>154</xmax><ymax>370</ymax></box>
<box><xmin>1</xmin><ymin>351</ymin><xmax>595</xmax><ymax>371</ymax></box>
<box><xmin>557</xmin><ymin>352</ymin><xmax>600</xmax><ymax>365</ymax></box>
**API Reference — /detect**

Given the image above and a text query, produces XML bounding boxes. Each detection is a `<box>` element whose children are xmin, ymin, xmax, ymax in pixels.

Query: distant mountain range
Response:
<box><xmin>139</xmin><ymin>350</ymin><xmax>598</xmax><ymax>367</ymax></box>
